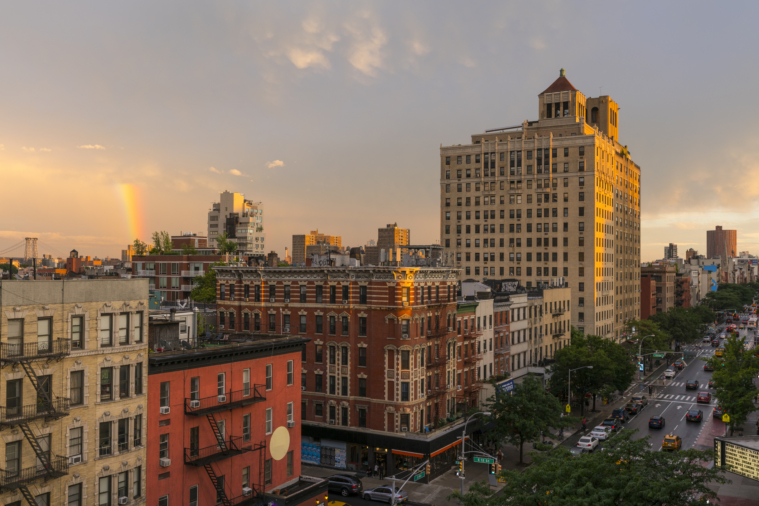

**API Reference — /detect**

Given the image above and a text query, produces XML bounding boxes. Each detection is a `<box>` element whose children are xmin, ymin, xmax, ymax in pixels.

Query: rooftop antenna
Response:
<box><xmin>599</xmin><ymin>86</ymin><xmax>603</xmax><ymax>95</ymax></box>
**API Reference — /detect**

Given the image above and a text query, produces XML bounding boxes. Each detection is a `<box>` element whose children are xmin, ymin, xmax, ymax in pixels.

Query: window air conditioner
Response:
<box><xmin>242</xmin><ymin>488</ymin><xmax>253</xmax><ymax>497</ymax></box>
<box><xmin>119</xmin><ymin>497</ymin><xmax>128</xmax><ymax>505</ymax></box>
<box><xmin>283</xmin><ymin>326</ymin><xmax>290</xmax><ymax>333</ymax></box>
<box><xmin>457</xmin><ymin>385</ymin><xmax>462</xmax><ymax>391</ymax></box>
<box><xmin>301</xmin><ymin>386</ymin><xmax>306</xmax><ymax>391</ymax></box>
<box><xmin>329</xmin><ymin>420</ymin><xmax>335</xmax><ymax>425</ymax></box>
<box><xmin>270</xmin><ymin>297</ymin><xmax>275</xmax><ymax>302</ymax></box>
<box><xmin>342</xmin><ymin>300</ymin><xmax>348</xmax><ymax>304</ymax></box>
<box><xmin>218</xmin><ymin>395</ymin><xmax>227</xmax><ymax>403</ymax></box>
<box><xmin>160</xmin><ymin>406</ymin><xmax>170</xmax><ymax>415</ymax></box>
<box><xmin>402</xmin><ymin>334</ymin><xmax>409</xmax><ymax>339</ymax></box>
<box><xmin>401</xmin><ymin>427</ymin><xmax>408</xmax><ymax>432</ymax></box>
<box><xmin>284</xmin><ymin>299</ymin><xmax>290</xmax><ymax>303</ymax></box>
<box><xmin>159</xmin><ymin>458</ymin><xmax>171</xmax><ymax>467</ymax></box>
<box><xmin>427</xmin><ymin>390</ymin><xmax>432</xmax><ymax>395</ymax></box>
<box><xmin>287</xmin><ymin>420</ymin><xmax>296</xmax><ymax>428</ymax></box>
<box><xmin>189</xmin><ymin>400</ymin><xmax>200</xmax><ymax>409</ymax></box>
<box><xmin>69</xmin><ymin>455</ymin><xmax>82</xmax><ymax>465</ymax></box>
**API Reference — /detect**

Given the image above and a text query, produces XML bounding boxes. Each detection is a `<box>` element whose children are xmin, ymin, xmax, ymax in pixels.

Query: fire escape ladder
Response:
<box><xmin>19</xmin><ymin>361</ymin><xmax>54</xmax><ymax>407</ymax></box>
<box><xmin>18</xmin><ymin>485</ymin><xmax>37</xmax><ymax>506</ymax></box>
<box><xmin>203</xmin><ymin>464</ymin><xmax>232</xmax><ymax>506</ymax></box>
<box><xmin>205</xmin><ymin>413</ymin><xmax>228</xmax><ymax>452</ymax></box>
<box><xmin>18</xmin><ymin>423</ymin><xmax>52</xmax><ymax>472</ymax></box>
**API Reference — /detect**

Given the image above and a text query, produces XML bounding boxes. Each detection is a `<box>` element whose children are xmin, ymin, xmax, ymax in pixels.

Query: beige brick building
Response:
<box><xmin>0</xmin><ymin>279</ymin><xmax>148</xmax><ymax>506</ymax></box>
<box><xmin>440</xmin><ymin>69</ymin><xmax>641</xmax><ymax>340</ymax></box>
<box><xmin>291</xmin><ymin>230</ymin><xmax>342</xmax><ymax>266</ymax></box>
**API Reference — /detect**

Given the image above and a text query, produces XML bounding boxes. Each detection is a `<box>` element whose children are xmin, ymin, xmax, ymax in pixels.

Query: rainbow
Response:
<box><xmin>118</xmin><ymin>183</ymin><xmax>145</xmax><ymax>241</ymax></box>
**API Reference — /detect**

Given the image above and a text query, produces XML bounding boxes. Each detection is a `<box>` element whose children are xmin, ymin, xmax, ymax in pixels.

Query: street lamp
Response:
<box><xmin>639</xmin><ymin>334</ymin><xmax>655</xmax><ymax>379</ymax></box>
<box><xmin>460</xmin><ymin>411</ymin><xmax>491</xmax><ymax>495</ymax></box>
<box><xmin>568</xmin><ymin>366</ymin><xmax>593</xmax><ymax>415</ymax></box>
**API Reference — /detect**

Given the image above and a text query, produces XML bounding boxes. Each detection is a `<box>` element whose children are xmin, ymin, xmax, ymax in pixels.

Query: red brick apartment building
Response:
<box><xmin>640</xmin><ymin>274</ymin><xmax>657</xmax><ymax>320</ymax></box>
<box><xmin>213</xmin><ymin>265</ymin><xmax>488</xmax><ymax>482</ymax></box>
<box><xmin>147</xmin><ymin>337</ymin><xmax>328</xmax><ymax>506</ymax></box>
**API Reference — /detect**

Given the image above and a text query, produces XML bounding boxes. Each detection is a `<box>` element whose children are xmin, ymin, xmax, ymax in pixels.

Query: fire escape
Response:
<box><xmin>0</xmin><ymin>339</ymin><xmax>71</xmax><ymax>505</ymax></box>
<box><xmin>184</xmin><ymin>385</ymin><xmax>268</xmax><ymax>506</ymax></box>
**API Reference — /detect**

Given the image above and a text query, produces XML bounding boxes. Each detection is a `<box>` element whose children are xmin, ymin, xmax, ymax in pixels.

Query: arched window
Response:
<box><xmin>591</xmin><ymin>107</ymin><xmax>599</xmax><ymax>123</ymax></box>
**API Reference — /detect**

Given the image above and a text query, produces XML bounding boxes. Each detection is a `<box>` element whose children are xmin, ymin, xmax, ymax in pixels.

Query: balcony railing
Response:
<box><xmin>0</xmin><ymin>340</ymin><xmax>71</xmax><ymax>363</ymax></box>
<box><xmin>427</xmin><ymin>386</ymin><xmax>447</xmax><ymax>398</ymax></box>
<box><xmin>0</xmin><ymin>397</ymin><xmax>70</xmax><ymax>427</ymax></box>
<box><xmin>552</xmin><ymin>333</ymin><xmax>564</xmax><ymax>339</ymax></box>
<box><xmin>137</xmin><ymin>270</ymin><xmax>155</xmax><ymax>277</ymax></box>
<box><xmin>182</xmin><ymin>270</ymin><xmax>205</xmax><ymax>277</ymax></box>
<box><xmin>184</xmin><ymin>436</ymin><xmax>248</xmax><ymax>466</ymax></box>
<box><xmin>185</xmin><ymin>386</ymin><xmax>266</xmax><ymax>416</ymax></box>
<box><xmin>181</xmin><ymin>285</ymin><xmax>194</xmax><ymax>292</ymax></box>
<box><xmin>427</xmin><ymin>356</ymin><xmax>448</xmax><ymax>368</ymax></box>
<box><xmin>426</xmin><ymin>327</ymin><xmax>450</xmax><ymax>339</ymax></box>
<box><xmin>552</xmin><ymin>309</ymin><xmax>565</xmax><ymax>317</ymax></box>
<box><xmin>463</xmin><ymin>353</ymin><xmax>483</xmax><ymax>365</ymax></box>
<box><xmin>0</xmin><ymin>455</ymin><xmax>68</xmax><ymax>489</ymax></box>
<box><xmin>465</xmin><ymin>381</ymin><xmax>483</xmax><ymax>392</ymax></box>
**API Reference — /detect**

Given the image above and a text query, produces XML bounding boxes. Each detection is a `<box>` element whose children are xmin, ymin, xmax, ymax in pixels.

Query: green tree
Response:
<box><xmin>181</xmin><ymin>243</ymin><xmax>198</xmax><ymax>255</ymax></box>
<box><xmin>132</xmin><ymin>239</ymin><xmax>149</xmax><ymax>256</ymax></box>
<box><xmin>706</xmin><ymin>334</ymin><xmax>759</xmax><ymax>435</ymax></box>
<box><xmin>215</xmin><ymin>232</ymin><xmax>238</xmax><ymax>255</ymax></box>
<box><xmin>150</xmin><ymin>231</ymin><xmax>174</xmax><ymax>255</ymax></box>
<box><xmin>451</xmin><ymin>431</ymin><xmax>727</xmax><ymax>506</ymax></box>
<box><xmin>189</xmin><ymin>264</ymin><xmax>222</xmax><ymax>304</ymax></box>
<box><xmin>0</xmin><ymin>263</ymin><xmax>18</xmax><ymax>275</ymax></box>
<box><xmin>650</xmin><ymin>307</ymin><xmax>705</xmax><ymax>345</ymax></box>
<box><xmin>484</xmin><ymin>376</ymin><xmax>574</xmax><ymax>465</ymax></box>
<box><xmin>625</xmin><ymin>319</ymin><xmax>671</xmax><ymax>351</ymax></box>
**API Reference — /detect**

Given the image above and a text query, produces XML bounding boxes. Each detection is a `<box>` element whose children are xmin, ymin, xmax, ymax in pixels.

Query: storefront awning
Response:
<box><xmin>430</xmin><ymin>436</ymin><xmax>469</xmax><ymax>457</ymax></box>
<box><xmin>391</xmin><ymin>449</ymin><xmax>425</xmax><ymax>458</ymax></box>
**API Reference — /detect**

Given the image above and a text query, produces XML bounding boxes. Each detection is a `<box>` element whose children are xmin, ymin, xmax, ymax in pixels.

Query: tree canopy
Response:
<box><xmin>190</xmin><ymin>264</ymin><xmax>222</xmax><ymax>304</ymax></box>
<box><xmin>452</xmin><ymin>431</ymin><xmax>727</xmax><ymax>506</ymax></box>
<box><xmin>484</xmin><ymin>376</ymin><xmax>574</xmax><ymax>464</ymax></box>
<box><xmin>132</xmin><ymin>239</ymin><xmax>149</xmax><ymax>256</ymax></box>
<box><xmin>704</xmin><ymin>282</ymin><xmax>759</xmax><ymax>312</ymax></box>
<box><xmin>215</xmin><ymin>232</ymin><xmax>238</xmax><ymax>255</ymax></box>
<box><xmin>150</xmin><ymin>231</ymin><xmax>175</xmax><ymax>255</ymax></box>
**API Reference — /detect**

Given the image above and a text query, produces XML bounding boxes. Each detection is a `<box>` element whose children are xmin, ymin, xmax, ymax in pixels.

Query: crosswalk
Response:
<box><xmin>653</xmin><ymin>392</ymin><xmax>715</xmax><ymax>404</ymax></box>
<box><xmin>667</xmin><ymin>381</ymin><xmax>705</xmax><ymax>387</ymax></box>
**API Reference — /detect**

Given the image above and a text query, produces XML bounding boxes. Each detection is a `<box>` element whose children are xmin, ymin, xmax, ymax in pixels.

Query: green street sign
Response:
<box><xmin>454</xmin><ymin>460</ymin><xmax>462</xmax><ymax>465</ymax></box>
<box><xmin>473</xmin><ymin>457</ymin><xmax>495</xmax><ymax>464</ymax></box>
<box><xmin>413</xmin><ymin>471</ymin><xmax>425</xmax><ymax>481</ymax></box>
<box><xmin>653</xmin><ymin>353</ymin><xmax>665</xmax><ymax>358</ymax></box>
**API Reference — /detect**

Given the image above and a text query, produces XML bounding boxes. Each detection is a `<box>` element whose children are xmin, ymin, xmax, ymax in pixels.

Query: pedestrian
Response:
<box><xmin>379</xmin><ymin>464</ymin><xmax>385</xmax><ymax>480</ymax></box>
<box><xmin>497</xmin><ymin>449</ymin><xmax>503</xmax><ymax>462</ymax></box>
<box><xmin>373</xmin><ymin>463</ymin><xmax>378</xmax><ymax>478</ymax></box>
<box><xmin>582</xmin><ymin>417</ymin><xmax>587</xmax><ymax>431</ymax></box>
<box><xmin>649</xmin><ymin>385</ymin><xmax>653</xmax><ymax>395</ymax></box>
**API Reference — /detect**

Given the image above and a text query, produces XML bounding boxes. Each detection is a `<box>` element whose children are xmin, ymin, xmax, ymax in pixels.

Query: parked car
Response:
<box><xmin>662</xmin><ymin>434</ymin><xmax>682</xmax><ymax>451</ymax></box>
<box><xmin>685</xmin><ymin>380</ymin><xmax>699</xmax><ymax>390</ymax></box>
<box><xmin>611</xmin><ymin>408</ymin><xmax>630</xmax><ymax>423</ymax></box>
<box><xmin>713</xmin><ymin>406</ymin><xmax>726</xmax><ymax>419</ymax></box>
<box><xmin>601</xmin><ymin>418</ymin><xmax>621</xmax><ymax>432</ymax></box>
<box><xmin>686</xmin><ymin>410</ymin><xmax>704</xmax><ymax>423</ymax></box>
<box><xmin>577</xmin><ymin>436</ymin><xmax>599</xmax><ymax>451</ymax></box>
<box><xmin>328</xmin><ymin>474</ymin><xmax>364</xmax><ymax>497</ymax></box>
<box><xmin>590</xmin><ymin>426</ymin><xmax>612</xmax><ymax>440</ymax></box>
<box><xmin>708</xmin><ymin>380</ymin><xmax>715</xmax><ymax>388</ymax></box>
<box><xmin>630</xmin><ymin>395</ymin><xmax>648</xmax><ymax>408</ymax></box>
<box><xmin>362</xmin><ymin>486</ymin><xmax>408</xmax><ymax>503</ymax></box>
<box><xmin>569</xmin><ymin>447</ymin><xmax>590</xmax><ymax>457</ymax></box>
<box><xmin>697</xmin><ymin>391</ymin><xmax>712</xmax><ymax>403</ymax></box>
<box><xmin>649</xmin><ymin>416</ymin><xmax>665</xmax><ymax>429</ymax></box>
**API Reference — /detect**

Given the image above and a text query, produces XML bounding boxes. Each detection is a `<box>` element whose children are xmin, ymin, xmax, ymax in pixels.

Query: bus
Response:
<box><xmin>749</xmin><ymin>317</ymin><xmax>757</xmax><ymax>330</ymax></box>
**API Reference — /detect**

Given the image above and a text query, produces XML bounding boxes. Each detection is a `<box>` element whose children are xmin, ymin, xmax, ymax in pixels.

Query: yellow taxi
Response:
<box><xmin>715</xmin><ymin>349</ymin><xmax>724</xmax><ymax>357</ymax></box>
<box><xmin>662</xmin><ymin>434</ymin><xmax>682</xmax><ymax>451</ymax></box>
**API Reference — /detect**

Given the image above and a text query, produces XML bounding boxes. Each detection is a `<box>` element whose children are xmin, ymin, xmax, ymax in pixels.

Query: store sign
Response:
<box><xmin>715</xmin><ymin>438</ymin><xmax>759</xmax><ymax>482</ymax></box>
<box><xmin>497</xmin><ymin>379</ymin><xmax>515</xmax><ymax>393</ymax></box>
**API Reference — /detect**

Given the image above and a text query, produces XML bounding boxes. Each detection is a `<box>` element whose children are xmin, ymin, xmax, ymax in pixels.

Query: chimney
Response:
<box><xmin>170</xmin><ymin>308</ymin><xmax>176</xmax><ymax>321</ymax></box>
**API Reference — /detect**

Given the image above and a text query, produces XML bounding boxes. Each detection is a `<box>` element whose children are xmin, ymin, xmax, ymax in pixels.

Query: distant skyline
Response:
<box><xmin>2</xmin><ymin>2</ymin><xmax>759</xmax><ymax>262</ymax></box>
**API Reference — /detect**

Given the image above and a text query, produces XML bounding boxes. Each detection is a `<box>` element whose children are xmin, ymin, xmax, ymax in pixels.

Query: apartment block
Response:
<box><xmin>147</xmin><ymin>337</ymin><xmax>327</xmax><ymax>506</ymax></box>
<box><xmin>0</xmin><ymin>279</ymin><xmax>148</xmax><ymax>506</ymax></box>
<box><xmin>365</xmin><ymin>223</ymin><xmax>411</xmax><ymax>266</ymax></box>
<box><xmin>207</xmin><ymin>191</ymin><xmax>265</xmax><ymax>255</ymax></box>
<box><xmin>291</xmin><ymin>231</ymin><xmax>341</xmax><ymax>266</ymax></box>
<box><xmin>212</xmin><ymin>265</ymin><xmax>491</xmax><ymax>482</ymax></box>
<box><xmin>641</xmin><ymin>264</ymin><xmax>676</xmax><ymax>314</ymax></box>
<box><xmin>707</xmin><ymin>226</ymin><xmax>737</xmax><ymax>259</ymax></box>
<box><xmin>640</xmin><ymin>274</ymin><xmax>657</xmax><ymax>320</ymax></box>
<box><xmin>440</xmin><ymin>69</ymin><xmax>642</xmax><ymax>340</ymax></box>
<box><xmin>132</xmin><ymin>254</ymin><xmax>222</xmax><ymax>302</ymax></box>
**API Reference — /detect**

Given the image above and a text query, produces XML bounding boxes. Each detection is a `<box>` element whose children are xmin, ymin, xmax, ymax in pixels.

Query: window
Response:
<box><xmin>315</xmin><ymin>344</ymin><xmax>323</xmax><ymax>363</ymax></box>
<box><xmin>300</xmin><ymin>285</ymin><xmax>307</xmax><ymax>303</ymax></box>
<box><xmin>242</xmin><ymin>466</ymin><xmax>250</xmax><ymax>489</ymax></box>
<box><xmin>341</xmin><ymin>347</ymin><xmax>349</xmax><ymax>366</ymax></box>
<box><xmin>118</xmin><ymin>418</ymin><xmax>129</xmax><ymax>452</ymax></box>
<box><xmin>133</xmin><ymin>414</ymin><xmax>142</xmax><ymax>447</ymax></box>
<box><xmin>243</xmin><ymin>369</ymin><xmax>250</xmax><ymax>396</ymax></box>
<box><xmin>266</xmin><ymin>364</ymin><xmax>273</xmax><ymax>390</ymax></box>
<box><xmin>315</xmin><ymin>315</ymin><xmax>323</xmax><ymax>333</ymax></box>
<box><xmin>5</xmin><ymin>440</ymin><xmax>20</xmax><ymax>477</ymax></box>
<box><xmin>70</xmin><ymin>370</ymin><xmax>84</xmax><ymax>405</ymax></box>
<box><xmin>401</xmin><ymin>382</ymin><xmax>409</xmax><ymax>401</ymax></box>
<box><xmin>315</xmin><ymin>374</ymin><xmax>323</xmax><ymax>393</ymax></box>
<box><xmin>329</xmin><ymin>316</ymin><xmax>336</xmax><ymax>335</ymax></box>
<box><xmin>341</xmin><ymin>406</ymin><xmax>349</xmax><ymax>426</ymax></box>
<box><xmin>329</xmin><ymin>346</ymin><xmax>336</xmax><ymax>365</ymax></box>
<box><xmin>358</xmin><ymin>347</ymin><xmax>367</xmax><ymax>366</ymax></box>
<box><xmin>100</xmin><ymin>314</ymin><xmax>112</xmax><ymax>347</ymax></box>
<box><xmin>119</xmin><ymin>365</ymin><xmax>130</xmax><ymax>398</ymax></box>
<box><xmin>316</xmin><ymin>285</ymin><xmax>323</xmax><ymax>303</ymax></box>
<box><xmin>264</xmin><ymin>459</ymin><xmax>272</xmax><ymax>485</ymax></box>
<box><xmin>69</xmin><ymin>427</ymin><xmax>83</xmax><ymax>459</ymax></box>
<box><xmin>287</xmin><ymin>402</ymin><xmax>294</xmax><ymax>423</ymax></box>
<box><xmin>359</xmin><ymin>286</ymin><xmax>367</xmax><ymax>304</ymax></box>
<box><xmin>68</xmin><ymin>483</ymin><xmax>82</xmax><ymax>506</ymax></box>
<box><xmin>243</xmin><ymin>414</ymin><xmax>251</xmax><ymax>441</ymax></box>
<box><xmin>329</xmin><ymin>376</ymin><xmax>336</xmax><ymax>395</ymax></box>
<box><xmin>71</xmin><ymin>316</ymin><xmax>84</xmax><ymax>349</ymax></box>
<box><xmin>99</xmin><ymin>477</ymin><xmax>111</xmax><ymax>506</ymax></box>
<box><xmin>160</xmin><ymin>381</ymin><xmax>169</xmax><ymax>408</ymax></box>
<box><xmin>359</xmin><ymin>317</ymin><xmax>367</xmax><ymax>336</ymax></box>
<box><xmin>99</xmin><ymin>421</ymin><xmax>112</xmax><ymax>457</ymax></box>
<box><xmin>359</xmin><ymin>378</ymin><xmax>367</xmax><ymax>397</ymax></box>
<box><xmin>189</xmin><ymin>486</ymin><xmax>198</xmax><ymax>506</ymax></box>
<box><xmin>37</xmin><ymin>318</ymin><xmax>52</xmax><ymax>352</ymax></box>
<box><xmin>132</xmin><ymin>466</ymin><xmax>141</xmax><ymax>499</ymax></box>
<box><xmin>7</xmin><ymin>319</ymin><xmax>22</xmax><ymax>356</ymax></box>
<box><xmin>266</xmin><ymin>408</ymin><xmax>272</xmax><ymax>434</ymax></box>
<box><xmin>401</xmin><ymin>350</ymin><xmax>410</xmax><ymax>369</ymax></box>
<box><xmin>159</xmin><ymin>433</ymin><xmax>169</xmax><ymax>459</ymax></box>
<box><xmin>287</xmin><ymin>450</ymin><xmax>294</xmax><ymax>477</ymax></box>
<box><xmin>101</xmin><ymin>368</ymin><xmax>113</xmax><ymax>401</ymax></box>
<box><xmin>299</xmin><ymin>315</ymin><xmax>306</xmax><ymax>333</ymax></box>
<box><xmin>342</xmin><ymin>316</ymin><xmax>349</xmax><ymax>335</ymax></box>
<box><xmin>158</xmin><ymin>497</ymin><xmax>168</xmax><ymax>506</ymax></box>
<box><xmin>118</xmin><ymin>314</ymin><xmax>129</xmax><ymax>345</ymax></box>
<box><xmin>287</xmin><ymin>360</ymin><xmax>294</xmax><ymax>385</ymax></box>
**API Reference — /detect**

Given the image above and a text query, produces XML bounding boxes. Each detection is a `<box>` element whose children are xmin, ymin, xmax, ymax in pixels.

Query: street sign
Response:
<box><xmin>565</xmin><ymin>404</ymin><xmax>571</xmax><ymax>413</ymax></box>
<box><xmin>497</xmin><ymin>379</ymin><xmax>515</xmax><ymax>393</ymax></box>
<box><xmin>473</xmin><ymin>457</ymin><xmax>495</xmax><ymax>464</ymax></box>
<box><xmin>413</xmin><ymin>471</ymin><xmax>425</xmax><ymax>481</ymax></box>
<box><xmin>653</xmin><ymin>353</ymin><xmax>664</xmax><ymax>358</ymax></box>
<box><xmin>723</xmin><ymin>414</ymin><xmax>730</xmax><ymax>423</ymax></box>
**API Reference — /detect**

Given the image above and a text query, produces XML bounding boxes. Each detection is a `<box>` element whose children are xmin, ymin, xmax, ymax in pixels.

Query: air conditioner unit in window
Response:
<box><xmin>284</xmin><ymin>299</ymin><xmax>290</xmax><ymax>303</ymax></box>
<box><xmin>402</xmin><ymin>334</ymin><xmax>409</xmax><ymax>339</ymax></box>
<box><xmin>329</xmin><ymin>420</ymin><xmax>335</xmax><ymax>425</ymax></box>
<box><xmin>270</xmin><ymin>297</ymin><xmax>275</xmax><ymax>302</ymax></box>
<box><xmin>342</xmin><ymin>300</ymin><xmax>348</xmax><ymax>304</ymax></box>
<box><xmin>301</xmin><ymin>386</ymin><xmax>306</xmax><ymax>391</ymax></box>
<box><xmin>218</xmin><ymin>395</ymin><xmax>227</xmax><ymax>403</ymax></box>
<box><xmin>403</xmin><ymin>302</ymin><xmax>409</xmax><ymax>307</ymax></box>
<box><xmin>457</xmin><ymin>385</ymin><xmax>462</xmax><ymax>391</ymax></box>
<box><xmin>189</xmin><ymin>400</ymin><xmax>200</xmax><ymax>409</ymax></box>
<box><xmin>287</xmin><ymin>420</ymin><xmax>296</xmax><ymax>428</ymax></box>
<box><xmin>119</xmin><ymin>497</ymin><xmax>128</xmax><ymax>505</ymax></box>
<box><xmin>69</xmin><ymin>455</ymin><xmax>82</xmax><ymax>465</ymax></box>
<box><xmin>401</xmin><ymin>427</ymin><xmax>408</xmax><ymax>432</ymax></box>
<box><xmin>160</xmin><ymin>406</ymin><xmax>170</xmax><ymax>415</ymax></box>
<box><xmin>159</xmin><ymin>458</ymin><xmax>171</xmax><ymax>467</ymax></box>
<box><xmin>242</xmin><ymin>487</ymin><xmax>253</xmax><ymax>497</ymax></box>
<box><xmin>427</xmin><ymin>390</ymin><xmax>432</xmax><ymax>395</ymax></box>
<box><xmin>448</xmin><ymin>327</ymin><xmax>454</xmax><ymax>332</ymax></box>
<box><xmin>283</xmin><ymin>326</ymin><xmax>290</xmax><ymax>333</ymax></box>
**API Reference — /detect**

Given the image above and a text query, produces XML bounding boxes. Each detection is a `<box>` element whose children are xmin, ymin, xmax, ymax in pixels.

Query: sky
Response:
<box><xmin>2</xmin><ymin>1</ymin><xmax>759</xmax><ymax>262</ymax></box>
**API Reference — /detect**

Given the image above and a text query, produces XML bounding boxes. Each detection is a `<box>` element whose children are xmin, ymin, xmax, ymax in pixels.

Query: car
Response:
<box><xmin>686</xmin><ymin>409</ymin><xmax>704</xmax><ymax>422</ymax></box>
<box><xmin>611</xmin><ymin>408</ymin><xmax>631</xmax><ymax>423</ymax></box>
<box><xmin>704</xmin><ymin>364</ymin><xmax>714</xmax><ymax>372</ymax></box>
<box><xmin>625</xmin><ymin>402</ymin><xmax>643</xmax><ymax>415</ymax></box>
<box><xmin>697</xmin><ymin>391</ymin><xmax>712</xmax><ymax>403</ymax></box>
<box><xmin>715</xmin><ymin>349</ymin><xmax>724</xmax><ymax>357</ymax></box>
<box><xmin>362</xmin><ymin>486</ymin><xmax>408</xmax><ymax>503</ymax></box>
<box><xmin>664</xmin><ymin>368</ymin><xmax>676</xmax><ymax>379</ymax></box>
<box><xmin>577</xmin><ymin>436</ymin><xmax>599</xmax><ymax>451</ymax></box>
<box><xmin>685</xmin><ymin>380</ymin><xmax>699</xmax><ymax>390</ymax></box>
<box><xmin>719</xmin><ymin>333</ymin><xmax>727</xmax><ymax>339</ymax></box>
<box><xmin>328</xmin><ymin>474</ymin><xmax>364</xmax><ymax>497</ymax></box>
<box><xmin>601</xmin><ymin>418</ymin><xmax>621</xmax><ymax>432</ymax></box>
<box><xmin>649</xmin><ymin>416</ymin><xmax>665</xmax><ymax>429</ymax></box>
<box><xmin>630</xmin><ymin>395</ymin><xmax>648</xmax><ymax>408</ymax></box>
<box><xmin>590</xmin><ymin>426</ymin><xmax>612</xmax><ymax>440</ymax></box>
<box><xmin>662</xmin><ymin>434</ymin><xmax>683</xmax><ymax>451</ymax></box>
<box><xmin>568</xmin><ymin>447</ymin><xmax>590</xmax><ymax>457</ymax></box>
<box><xmin>673</xmin><ymin>360</ymin><xmax>684</xmax><ymax>370</ymax></box>
<box><xmin>711</xmin><ymin>340</ymin><xmax>720</xmax><ymax>347</ymax></box>
<box><xmin>708</xmin><ymin>380</ymin><xmax>715</xmax><ymax>388</ymax></box>
<box><xmin>703</xmin><ymin>336</ymin><xmax>712</xmax><ymax>342</ymax></box>
<box><xmin>713</xmin><ymin>406</ymin><xmax>726</xmax><ymax>419</ymax></box>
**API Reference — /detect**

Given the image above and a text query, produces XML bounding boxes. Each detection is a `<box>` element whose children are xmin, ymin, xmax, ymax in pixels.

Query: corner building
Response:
<box><xmin>213</xmin><ymin>266</ymin><xmax>489</xmax><ymax>481</ymax></box>
<box><xmin>440</xmin><ymin>69</ymin><xmax>642</xmax><ymax>340</ymax></box>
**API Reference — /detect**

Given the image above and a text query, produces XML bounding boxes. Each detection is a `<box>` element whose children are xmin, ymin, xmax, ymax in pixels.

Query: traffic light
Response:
<box><xmin>496</xmin><ymin>463</ymin><xmax>502</xmax><ymax>474</ymax></box>
<box><xmin>456</xmin><ymin>460</ymin><xmax>464</xmax><ymax>477</ymax></box>
<box><xmin>425</xmin><ymin>463</ymin><xmax>431</xmax><ymax>475</ymax></box>
<box><xmin>489</xmin><ymin>463</ymin><xmax>497</xmax><ymax>475</ymax></box>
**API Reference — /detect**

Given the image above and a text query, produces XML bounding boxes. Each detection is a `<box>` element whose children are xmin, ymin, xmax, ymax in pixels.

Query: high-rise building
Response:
<box><xmin>706</xmin><ymin>226</ymin><xmax>737</xmax><ymax>259</ymax></box>
<box><xmin>664</xmin><ymin>243</ymin><xmax>678</xmax><ymax>259</ymax></box>
<box><xmin>207</xmin><ymin>191</ymin><xmax>265</xmax><ymax>255</ymax></box>
<box><xmin>122</xmin><ymin>244</ymin><xmax>134</xmax><ymax>262</ymax></box>
<box><xmin>365</xmin><ymin>223</ymin><xmax>411</xmax><ymax>265</ymax></box>
<box><xmin>291</xmin><ymin>230</ymin><xmax>341</xmax><ymax>266</ymax></box>
<box><xmin>439</xmin><ymin>69</ymin><xmax>641</xmax><ymax>340</ymax></box>
<box><xmin>685</xmin><ymin>248</ymin><xmax>697</xmax><ymax>261</ymax></box>
<box><xmin>0</xmin><ymin>279</ymin><xmax>148</xmax><ymax>505</ymax></box>
<box><xmin>641</xmin><ymin>264</ymin><xmax>676</xmax><ymax>314</ymax></box>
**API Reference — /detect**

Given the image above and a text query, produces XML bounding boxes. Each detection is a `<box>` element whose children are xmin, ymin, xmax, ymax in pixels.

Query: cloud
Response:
<box><xmin>208</xmin><ymin>167</ymin><xmax>221</xmax><ymax>173</ymax></box>
<box><xmin>22</xmin><ymin>147</ymin><xmax>35</xmax><ymax>152</ymax></box>
<box><xmin>344</xmin><ymin>14</ymin><xmax>387</xmax><ymax>77</ymax></box>
<box><xmin>39</xmin><ymin>148</ymin><xmax>51</xmax><ymax>152</ymax></box>
<box><xmin>77</xmin><ymin>144</ymin><xmax>105</xmax><ymax>150</ymax></box>
<box><xmin>229</xmin><ymin>169</ymin><xmax>243</xmax><ymax>176</ymax></box>
<box><xmin>287</xmin><ymin>48</ymin><xmax>330</xmax><ymax>70</ymax></box>
<box><xmin>266</xmin><ymin>160</ymin><xmax>284</xmax><ymax>168</ymax></box>
<box><xmin>529</xmin><ymin>38</ymin><xmax>546</xmax><ymax>50</ymax></box>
